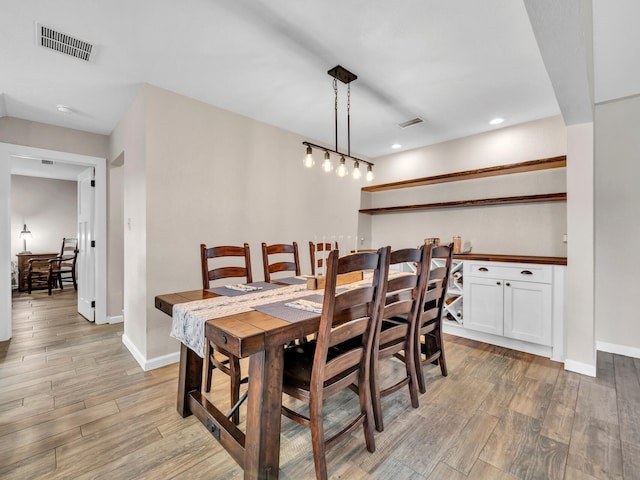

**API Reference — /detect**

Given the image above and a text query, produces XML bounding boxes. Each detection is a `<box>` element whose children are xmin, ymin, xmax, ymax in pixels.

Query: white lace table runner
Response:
<box><xmin>170</xmin><ymin>283</ymin><xmax>313</xmax><ymax>357</ymax></box>
<box><xmin>170</xmin><ymin>271</ymin><xmax>391</xmax><ymax>358</ymax></box>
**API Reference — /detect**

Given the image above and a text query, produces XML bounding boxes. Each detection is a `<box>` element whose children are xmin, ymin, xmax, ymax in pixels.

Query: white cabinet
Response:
<box><xmin>463</xmin><ymin>261</ymin><xmax>553</xmax><ymax>347</ymax></box>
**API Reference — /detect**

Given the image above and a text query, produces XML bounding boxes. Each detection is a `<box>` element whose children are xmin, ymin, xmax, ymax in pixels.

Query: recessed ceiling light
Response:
<box><xmin>56</xmin><ymin>105</ymin><xmax>74</xmax><ymax>113</ymax></box>
<box><xmin>489</xmin><ymin>117</ymin><xmax>505</xmax><ymax>125</ymax></box>
<box><xmin>391</xmin><ymin>144</ymin><xmax>402</xmax><ymax>149</ymax></box>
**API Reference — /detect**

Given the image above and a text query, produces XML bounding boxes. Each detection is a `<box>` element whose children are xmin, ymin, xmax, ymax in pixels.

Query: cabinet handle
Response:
<box><xmin>479</xmin><ymin>267</ymin><xmax>489</xmax><ymax>272</ymax></box>
<box><xmin>521</xmin><ymin>270</ymin><xmax>533</xmax><ymax>275</ymax></box>
<box><xmin>496</xmin><ymin>281</ymin><xmax>501</xmax><ymax>286</ymax></box>
<box><xmin>506</xmin><ymin>282</ymin><xmax>511</xmax><ymax>287</ymax></box>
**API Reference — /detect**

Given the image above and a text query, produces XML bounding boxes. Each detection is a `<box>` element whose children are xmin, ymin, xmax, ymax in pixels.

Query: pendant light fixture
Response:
<box><xmin>302</xmin><ymin>65</ymin><xmax>374</xmax><ymax>181</ymax></box>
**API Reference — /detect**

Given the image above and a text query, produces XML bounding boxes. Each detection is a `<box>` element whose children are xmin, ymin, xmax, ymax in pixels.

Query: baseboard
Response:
<box><xmin>564</xmin><ymin>358</ymin><xmax>596</xmax><ymax>377</ymax></box>
<box><xmin>121</xmin><ymin>334</ymin><xmax>180</xmax><ymax>371</ymax></box>
<box><xmin>107</xmin><ymin>315</ymin><xmax>123</xmax><ymax>324</ymax></box>
<box><xmin>442</xmin><ymin>322</ymin><xmax>553</xmax><ymax>359</ymax></box>
<box><xmin>596</xmin><ymin>341</ymin><xmax>640</xmax><ymax>359</ymax></box>
<box><xmin>145</xmin><ymin>351</ymin><xmax>180</xmax><ymax>371</ymax></box>
<box><xmin>121</xmin><ymin>334</ymin><xmax>146</xmax><ymax>369</ymax></box>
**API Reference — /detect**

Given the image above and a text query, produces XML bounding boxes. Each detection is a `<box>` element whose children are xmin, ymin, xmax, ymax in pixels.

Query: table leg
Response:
<box><xmin>243</xmin><ymin>345</ymin><xmax>284</xmax><ymax>480</ymax></box>
<box><xmin>177</xmin><ymin>343</ymin><xmax>203</xmax><ymax>417</ymax></box>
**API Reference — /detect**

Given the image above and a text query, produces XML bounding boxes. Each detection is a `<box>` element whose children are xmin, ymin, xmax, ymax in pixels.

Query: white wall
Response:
<box><xmin>0</xmin><ymin>156</ymin><xmax>9</xmax><ymax>340</ymax></box>
<box><xmin>595</xmin><ymin>96</ymin><xmax>640</xmax><ymax>357</ymax></box>
<box><xmin>565</xmin><ymin>122</ymin><xmax>596</xmax><ymax>375</ymax></box>
<box><xmin>10</xmin><ymin>175</ymin><xmax>77</xmax><ymax>257</ymax></box>
<box><xmin>363</xmin><ymin>116</ymin><xmax>568</xmax><ymax>255</ymax></box>
<box><xmin>111</xmin><ymin>84</ymin><xmax>369</xmax><ymax>368</ymax></box>
<box><xmin>112</xmin><ymin>91</ymin><xmax>147</xmax><ymax>360</ymax></box>
<box><xmin>0</xmin><ymin>117</ymin><xmax>109</xmax><ymax>159</ymax></box>
<box><xmin>107</xmin><ymin>163</ymin><xmax>124</xmax><ymax>321</ymax></box>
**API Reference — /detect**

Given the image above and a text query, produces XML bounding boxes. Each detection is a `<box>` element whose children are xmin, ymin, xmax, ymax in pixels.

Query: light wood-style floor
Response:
<box><xmin>2</xmin><ymin>289</ymin><xmax>640</xmax><ymax>479</ymax></box>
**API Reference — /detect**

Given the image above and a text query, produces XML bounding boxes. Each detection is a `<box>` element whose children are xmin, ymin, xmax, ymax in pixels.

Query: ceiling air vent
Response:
<box><xmin>36</xmin><ymin>23</ymin><xmax>94</xmax><ymax>62</ymax></box>
<box><xmin>41</xmin><ymin>159</ymin><xmax>54</xmax><ymax>165</ymax></box>
<box><xmin>397</xmin><ymin>117</ymin><xmax>424</xmax><ymax>129</ymax></box>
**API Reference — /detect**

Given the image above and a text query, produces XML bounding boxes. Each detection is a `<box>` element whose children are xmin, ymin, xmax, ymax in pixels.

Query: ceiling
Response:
<box><xmin>1</xmin><ymin>0</ymin><xmax>639</xmax><ymax>160</ymax></box>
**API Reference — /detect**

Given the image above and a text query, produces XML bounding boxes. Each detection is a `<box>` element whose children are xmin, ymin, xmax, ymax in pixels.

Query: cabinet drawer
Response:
<box><xmin>466</xmin><ymin>261</ymin><xmax>552</xmax><ymax>284</ymax></box>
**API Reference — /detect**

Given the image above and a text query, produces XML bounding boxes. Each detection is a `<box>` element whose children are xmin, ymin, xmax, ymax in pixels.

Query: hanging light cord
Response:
<box><xmin>347</xmin><ymin>82</ymin><xmax>351</xmax><ymax>157</ymax></box>
<box><xmin>334</xmin><ymin>77</ymin><xmax>339</xmax><ymax>152</ymax></box>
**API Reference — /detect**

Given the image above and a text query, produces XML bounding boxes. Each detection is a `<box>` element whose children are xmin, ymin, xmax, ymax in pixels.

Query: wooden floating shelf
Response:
<box><xmin>359</xmin><ymin>192</ymin><xmax>567</xmax><ymax>215</ymax></box>
<box><xmin>362</xmin><ymin>156</ymin><xmax>566</xmax><ymax>193</ymax></box>
<box><xmin>453</xmin><ymin>253</ymin><xmax>567</xmax><ymax>266</ymax></box>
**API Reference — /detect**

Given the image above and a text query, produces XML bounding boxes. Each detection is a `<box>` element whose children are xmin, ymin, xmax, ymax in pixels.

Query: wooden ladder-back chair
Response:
<box><xmin>281</xmin><ymin>247</ymin><xmax>390</xmax><ymax>480</ymax></box>
<box><xmin>28</xmin><ymin>237</ymin><xmax>78</xmax><ymax>295</ymax></box>
<box><xmin>415</xmin><ymin>243</ymin><xmax>453</xmax><ymax>393</ymax></box>
<box><xmin>49</xmin><ymin>237</ymin><xmax>78</xmax><ymax>294</ymax></box>
<box><xmin>200</xmin><ymin>243</ymin><xmax>252</xmax><ymax>424</ymax></box>
<box><xmin>309</xmin><ymin>240</ymin><xmax>339</xmax><ymax>276</ymax></box>
<box><xmin>261</xmin><ymin>242</ymin><xmax>300</xmax><ymax>283</ymax></box>
<box><xmin>369</xmin><ymin>244</ymin><xmax>430</xmax><ymax>432</ymax></box>
<box><xmin>27</xmin><ymin>258</ymin><xmax>51</xmax><ymax>294</ymax></box>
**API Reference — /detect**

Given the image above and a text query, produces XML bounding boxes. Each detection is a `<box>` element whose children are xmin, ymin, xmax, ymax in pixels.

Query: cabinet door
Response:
<box><xmin>464</xmin><ymin>276</ymin><xmax>504</xmax><ymax>335</ymax></box>
<box><xmin>504</xmin><ymin>280</ymin><xmax>552</xmax><ymax>346</ymax></box>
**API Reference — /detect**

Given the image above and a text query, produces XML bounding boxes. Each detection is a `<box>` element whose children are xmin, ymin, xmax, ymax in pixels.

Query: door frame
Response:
<box><xmin>0</xmin><ymin>143</ymin><xmax>107</xmax><ymax>340</ymax></box>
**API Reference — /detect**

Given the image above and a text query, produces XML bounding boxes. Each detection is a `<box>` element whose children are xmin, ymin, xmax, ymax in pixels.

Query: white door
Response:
<box><xmin>77</xmin><ymin>168</ymin><xmax>95</xmax><ymax>321</ymax></box>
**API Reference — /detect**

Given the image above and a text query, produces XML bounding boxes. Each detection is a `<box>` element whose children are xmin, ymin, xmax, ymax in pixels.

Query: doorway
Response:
<box><xmin>0</xmin><ymin>143</ymin><xmax>107</xmax><ymax>341</ymax></box>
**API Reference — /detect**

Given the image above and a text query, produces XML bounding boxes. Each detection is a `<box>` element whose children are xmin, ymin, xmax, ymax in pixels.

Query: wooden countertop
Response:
<box><xmin>452</xmin><ymin>253</ymin><xmax>567</xmax><ymax>265</ymax></box>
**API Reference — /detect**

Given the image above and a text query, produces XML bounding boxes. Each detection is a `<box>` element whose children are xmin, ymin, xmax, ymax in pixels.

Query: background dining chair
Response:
<box><xmin>281</xmin><ymin>246</ymin><xmax>390</xmax><ymax>480</ymax></box>
<box><xmin>415</xmin><ymin>243</ymin><xmax>453</xmax><ymax>393</ymax></box>
<box><xmin>48</xmin><ymin>237</ymin><xmax>78</xmax><ymax>294</ymax></box>
<box><xmin>27</xmin><ymin>258</ymin><xmax>50</xmax><ymax>293</ymax></box>
<box><xmin>27</xmin><ymin>237</ymin><xmax>78</xmax><ymax>295</ymax></box>
<box><xmin>369</xmin><ymin>244</ymin><xmax>430</xmax><ymax>432</ymax></box>
<box><xmin>200</xmin><ymin>243</ymin><xmax>252</xmax><ymax>424</ymax></box>
<box><xmin>261</xmin><ymin>242</ymin><xmax>300</xmax><ymax>282</ymax></box>
<box><xmin>309</xmin><ymin>240</ymin><xmax>339</xmax><ymax>276</ymax></box>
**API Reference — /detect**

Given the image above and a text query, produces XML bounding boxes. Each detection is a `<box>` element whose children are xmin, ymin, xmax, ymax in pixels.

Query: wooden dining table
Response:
<box><xmin>155</xmin><ymin>287</ymin><xmax>322</xmax><ymax>480</ymax></box>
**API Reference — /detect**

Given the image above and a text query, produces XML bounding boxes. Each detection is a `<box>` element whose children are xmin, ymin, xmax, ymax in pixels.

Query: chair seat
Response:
<box><xmin>283</xmin><ymin>342</ymin><xmax>358</xmax><ymax>392</ymax></box>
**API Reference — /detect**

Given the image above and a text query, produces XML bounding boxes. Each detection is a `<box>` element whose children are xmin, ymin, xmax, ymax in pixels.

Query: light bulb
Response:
<box><xmin>322</xmin><ymin>151</ymin><xmax>333</xmax><ymax>172</ymax></box>
<box><xmin>336</xmin><ymin>157</ymin><xmax>348</xmax><ymax>177</ymax></box>
<box><xmin>366</xmin><ymin>165</ymin><xmax>374</xmax><ymax>182</ymax></box>
<box><xmin>352</xmin><ymin>161</ymin><xmax>362</xmax><ymax>179</ymax></box>
<box><xmin>303</xmin><ymin>146</ymin><xmax>314</xmax><ymax>168</ymax></box>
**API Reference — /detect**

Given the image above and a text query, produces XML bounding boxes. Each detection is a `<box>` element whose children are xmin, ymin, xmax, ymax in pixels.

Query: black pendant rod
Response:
<box><xmin>301</xmin><ymin>141</ymin><xmax>373</xmax><ymax>167</ymax></box>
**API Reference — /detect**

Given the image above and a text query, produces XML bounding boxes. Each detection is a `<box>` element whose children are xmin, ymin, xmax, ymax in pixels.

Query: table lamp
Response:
<box><xmin>19</xmin><ymin>224</ymin><xmax>32</xmax><ymax>254</ymax></box>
